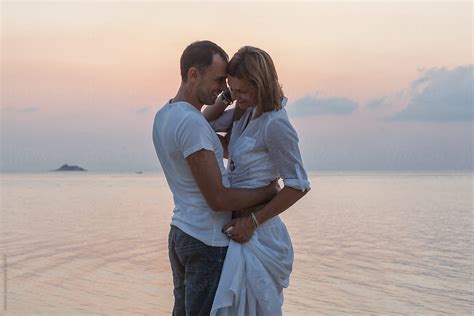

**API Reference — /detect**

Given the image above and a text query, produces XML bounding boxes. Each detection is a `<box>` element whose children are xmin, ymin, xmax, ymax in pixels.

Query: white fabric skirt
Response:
<box><xmin>210</xmin><ymin>215</ymin><xmax>294</xmax><ymax>316</ymax></box>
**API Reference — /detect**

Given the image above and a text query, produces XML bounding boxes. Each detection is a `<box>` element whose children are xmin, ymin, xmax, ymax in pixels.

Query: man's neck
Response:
<box><xmin>172</xmin><ymin>85</ymin><xmax>203</xmax><ymax>111</ymax></box>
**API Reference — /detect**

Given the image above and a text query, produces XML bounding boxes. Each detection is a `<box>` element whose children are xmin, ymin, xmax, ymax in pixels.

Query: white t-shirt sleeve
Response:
<box><xmin>208</xmin><ymin>109</ymin><xmax>235</xmax><ymax>132</ymax></box>
<box><xmin>176</xmin><ymin>113</ymin><xmax>216</xmax><ymax>158</ymax></box>
<box><xmin>265</xmin><ymin>115</ymin><xmax>311</xmax><ymax>192</ymax></box>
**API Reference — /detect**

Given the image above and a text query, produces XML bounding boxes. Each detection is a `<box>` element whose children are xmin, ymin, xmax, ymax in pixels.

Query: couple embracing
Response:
<box><xmin>152</xmin><ymin>40</ymin><xmax>310</xmax><ymax>316</ymax></box>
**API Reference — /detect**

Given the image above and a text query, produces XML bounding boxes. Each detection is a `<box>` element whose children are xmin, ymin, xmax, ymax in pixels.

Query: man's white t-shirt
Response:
<box><xmin>152</xmin><ymin>101</ymin><xmax>231</xmax><ymax>247</ymax></box>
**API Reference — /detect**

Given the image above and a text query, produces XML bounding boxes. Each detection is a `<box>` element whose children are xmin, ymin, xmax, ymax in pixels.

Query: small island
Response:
<box><xmin>53</xmin><ymin>164</ymin><xmax>87</xmax><ymax>172</ymax></box>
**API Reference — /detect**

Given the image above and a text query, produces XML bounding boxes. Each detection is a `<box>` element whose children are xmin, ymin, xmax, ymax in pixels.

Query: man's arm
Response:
<box><xmin>186</xmin><ymin>149</ymin><xmax>278</xmax><ymax>212</ymax></box>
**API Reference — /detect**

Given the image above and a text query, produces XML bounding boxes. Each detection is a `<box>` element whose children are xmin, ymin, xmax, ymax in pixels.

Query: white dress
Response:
<box><xmin>209</xmin><ymin>102</ymin><xmax>311</xmax><ymax>316</ymax></box>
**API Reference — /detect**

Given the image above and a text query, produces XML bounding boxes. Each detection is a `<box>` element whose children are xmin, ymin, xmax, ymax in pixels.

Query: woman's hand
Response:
<box><xmin>222</xmin><ymin>216</ymin><xmax>256</xmax><ymax>243</ymax></box>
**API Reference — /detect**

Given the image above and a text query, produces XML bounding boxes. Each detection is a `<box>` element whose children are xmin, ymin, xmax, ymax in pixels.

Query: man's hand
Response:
<box><xmin>222</xmin><ymin>216</ymin><xmax>256</xmax><ymax>243</ymax></box>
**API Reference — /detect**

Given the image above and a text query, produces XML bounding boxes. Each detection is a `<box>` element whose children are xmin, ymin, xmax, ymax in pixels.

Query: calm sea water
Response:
<box><xmin>1</xmin><ymin>172</ymin><xmax>473</xmax><ymax>315</ymax></box>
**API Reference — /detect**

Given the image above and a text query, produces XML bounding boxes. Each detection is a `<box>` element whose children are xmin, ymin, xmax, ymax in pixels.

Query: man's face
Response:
<box><xmin>196</xmin><ymin>54</ymin><xmax>228</xmax><ymax>105</ymax></box>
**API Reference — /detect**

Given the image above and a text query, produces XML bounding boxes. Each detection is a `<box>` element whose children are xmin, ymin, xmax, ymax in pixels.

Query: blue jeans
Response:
<box><xmin>168</xmin><ymin>225</ymin><xmax>228</xmax><ymax>316</ymax></box>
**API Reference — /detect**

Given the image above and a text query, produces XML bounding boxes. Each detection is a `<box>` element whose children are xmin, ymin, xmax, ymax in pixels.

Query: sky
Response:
<box><xmin>1</xmin><ymin>1</ymin><xmax>473</xmax><ymax>172</ymax></box>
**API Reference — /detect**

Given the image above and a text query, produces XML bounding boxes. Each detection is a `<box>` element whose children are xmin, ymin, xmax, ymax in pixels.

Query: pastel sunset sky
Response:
<box><xmin>2</xmin><ymin>1</ymin><xmax>473</xmax><ymax>171</ymax></box>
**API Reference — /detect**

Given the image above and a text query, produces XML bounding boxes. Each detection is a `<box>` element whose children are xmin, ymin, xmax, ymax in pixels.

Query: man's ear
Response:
<box><xmin>187</xmin><ymin>67</ymin><xmax>200</xmax><ymax>82</ymax></box>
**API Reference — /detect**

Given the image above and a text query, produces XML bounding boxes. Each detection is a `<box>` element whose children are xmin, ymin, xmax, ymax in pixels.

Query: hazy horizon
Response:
<box><xmin>1</xmin><ymin>168</ymin><xmax>473</xmax><ymax>174</ymax></box>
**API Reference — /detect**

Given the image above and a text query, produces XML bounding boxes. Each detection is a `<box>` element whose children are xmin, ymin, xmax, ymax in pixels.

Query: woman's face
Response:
<box><xmin>228</xmin><ymin>76</ymin><xmax>257</xmax><ymax>110</ymax></box>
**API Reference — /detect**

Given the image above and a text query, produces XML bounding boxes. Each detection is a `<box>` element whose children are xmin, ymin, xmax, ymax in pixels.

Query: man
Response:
<box><xmin>152</xmin><ymin>40</ymin><xmax>278</xmax><ymax>316</ymax></box>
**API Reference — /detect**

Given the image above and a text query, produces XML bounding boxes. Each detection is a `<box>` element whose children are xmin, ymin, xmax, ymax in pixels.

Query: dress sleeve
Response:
<box><xmin>176</xmin><ymin>113</ymin><xmax>215</xmax><ymax>158</ymax></box>
<box><xmin>265</xmin><ymin>114</ymin><xmax>311</xmax><ymax>192</ymax></box>
<box><xmin>208</xmin><ymin>109</ymin><xmax>235</xmax><ymax>132</ymax></box>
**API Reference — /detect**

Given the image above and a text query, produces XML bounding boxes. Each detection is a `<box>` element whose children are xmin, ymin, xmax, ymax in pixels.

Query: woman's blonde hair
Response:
<box><xmin>227</xmin><ymin>46</ymin><xmax>284</xmax><ymax>118</ymax></box>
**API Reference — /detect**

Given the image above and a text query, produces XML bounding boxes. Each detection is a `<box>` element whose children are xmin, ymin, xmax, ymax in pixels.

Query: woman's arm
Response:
<box><xmin>223</xmin><ymin>186</ymin><xmax>307</xmax><ymax>243</ymax></box>
<box><xmin>223</xmin><ymin>116</ymin><xmax>311</xmax><ymax>243</ymax></box>
<box><xmin>253</xmin><ymin>186</ymin><xmax>307</xmax><ymax>224</ymax></box>
<box><xmin>203</xmin><ymin>91</ymin><xmax>232</xmax><ymax>122</ymax></box>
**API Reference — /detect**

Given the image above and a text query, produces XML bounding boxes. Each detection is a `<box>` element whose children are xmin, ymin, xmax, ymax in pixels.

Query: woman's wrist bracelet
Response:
<box><xmin>250</xmin><ymin>212</ymin><xmax>259</xmax><ymax>229</ymax></box>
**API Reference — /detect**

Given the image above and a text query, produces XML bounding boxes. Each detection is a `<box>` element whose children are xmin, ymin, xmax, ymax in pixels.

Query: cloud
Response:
<box><xmin>366</xmin><ymin>97</ymin><xmax>386</xmax><ymax>109</ymax></box>
<box><xmin>286</xmin><ymin>94</ymin><xmax>358</xmax><ymax>117</ymax></box>
<box><xmin>389</xmin><ymin>65</ymin><xmax>473</xmax><ymax>122</ymax></box>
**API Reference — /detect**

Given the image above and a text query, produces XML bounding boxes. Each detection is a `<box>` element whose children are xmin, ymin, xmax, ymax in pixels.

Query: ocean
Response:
<box><xmin>1</xmin><ymin>172</ymin><xmax>472</xmax><ymax>315</ymax></box>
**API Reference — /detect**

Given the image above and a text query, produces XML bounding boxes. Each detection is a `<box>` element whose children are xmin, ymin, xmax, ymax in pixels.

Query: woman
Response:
<box><xmin>204</xmin><ymin>46</ymin><xmax>311</xmax><ymax>316</ymax></box>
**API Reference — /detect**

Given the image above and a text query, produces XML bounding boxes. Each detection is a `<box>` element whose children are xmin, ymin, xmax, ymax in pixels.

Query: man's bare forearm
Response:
<box><xmin>216</xmin><ymin>184</ymin><xmax>277</xmax><ymax>211</ymax></box>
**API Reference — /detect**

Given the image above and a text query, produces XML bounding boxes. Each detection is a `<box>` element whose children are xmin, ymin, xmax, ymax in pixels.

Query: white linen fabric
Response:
<box><xmin>209</xmin><ymin>107</ymin><xmax>235</xmax><ymax>132</ymax></box>
<box><xmin>211</xmin><ymin>216</ymin><xmax>293</xmax><ymax>316</ymax></box>
<box><xmin>210</xmin><ymin>98</ymin><xmax>311</xmax><ymax>192</ymax></box>
<box><xmin>210</xmin><ymin>100</ymin><xmax>310</xmax><ymax>315</ymax></box>
<box><xmin>152</xmin><ymin>100</ymin><xmax>231</xmax><ymax>247</ymax></box>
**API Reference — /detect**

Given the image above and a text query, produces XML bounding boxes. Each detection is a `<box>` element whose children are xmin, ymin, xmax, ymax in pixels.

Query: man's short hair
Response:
<box><xmin>180</xmin><ymin>40</ymin><xmax>228</xmax><ymax>82</ymax></box>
